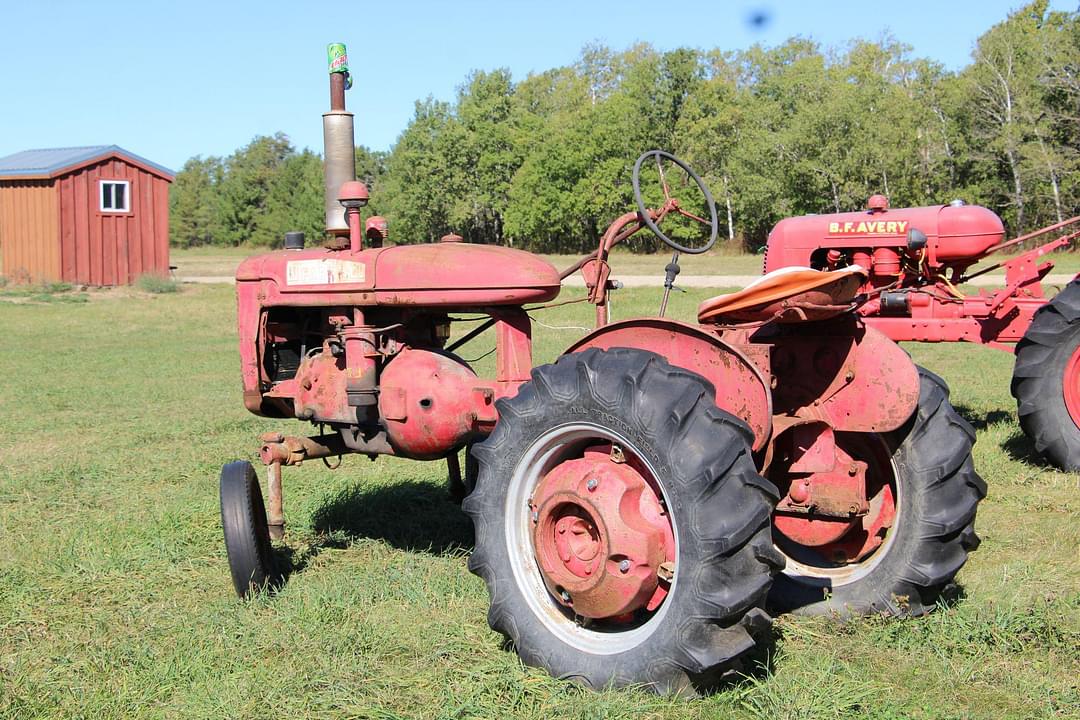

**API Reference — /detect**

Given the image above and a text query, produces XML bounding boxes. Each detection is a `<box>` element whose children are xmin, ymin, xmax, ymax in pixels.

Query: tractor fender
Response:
<box><xmin>767</xmin><ymin>322</ymin><xmax>920</xmax><ymax>434</ymax></box>
<box><xmin>564</xmin><ymin>318</ymin><xmax>771</xmax><ymax>451</ymax></box>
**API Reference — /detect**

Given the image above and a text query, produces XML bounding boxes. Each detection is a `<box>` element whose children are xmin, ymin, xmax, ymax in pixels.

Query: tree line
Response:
<box><xmin>170</xmin><ymin>1</ymin><xmax>1078</xmax><ymax>253</ymax></box>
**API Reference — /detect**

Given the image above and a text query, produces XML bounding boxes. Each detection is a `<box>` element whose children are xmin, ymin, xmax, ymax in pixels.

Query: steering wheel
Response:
<box><xmin>632</xmin><ymin>150</ymin><xmax>719</xmax><ymax>255</ymax></box>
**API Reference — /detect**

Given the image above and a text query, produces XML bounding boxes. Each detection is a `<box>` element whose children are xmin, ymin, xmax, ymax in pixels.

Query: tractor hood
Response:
<box><xmin>236</xmin><ymin>242</ymin><xmax>561</xmax><ymax>307</ymax></box>
<box><xmin>765</xmin><ymin>202</ymin><xmax>1005</xmax><ymax>272</ymax></box>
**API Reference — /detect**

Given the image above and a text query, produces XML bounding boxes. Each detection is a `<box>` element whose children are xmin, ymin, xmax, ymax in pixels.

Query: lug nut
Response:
<box><xmin>586</xmin><ymin>478</ymin><xmax>598</xmax><ymax>492</ymax></box>
<box><xmin>560</xmin><ymin>590</ymin><xmax>571</xmax><ymax>603</ymax></box>
<box><xmin>531</xmin><ymin>511</ymin><xmax>539</xmax><ymax>523</ymax></box>
<box><xmin>618</xmin><ymin>559</ymin><xmax>631</xmax><ymax>573</ymax></box>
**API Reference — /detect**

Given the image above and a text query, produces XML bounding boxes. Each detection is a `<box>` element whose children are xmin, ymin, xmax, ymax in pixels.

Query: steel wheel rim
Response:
<box><xmin>504</xmin><ymin>422</ymin><xmax>679</xmax><ymax>655</ymax></box>
<box><xmin>774</xmin><ymin>435</ymin><xmax>901</xmax><ymax>586</ymax></box>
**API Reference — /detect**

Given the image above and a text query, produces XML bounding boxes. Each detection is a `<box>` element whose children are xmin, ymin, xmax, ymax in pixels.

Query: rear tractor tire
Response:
<box><xmin>768</xmin><ymin>368</ymin><xmax>986</xmax><ymax>617</ymax></box>
<box><xmin>464</xmin><ymin>348</ymin><xmax>783</xmax><ymax>696</ymax></box>
<box><xmin>1012</xmin><ymin>280</ymin><xmax>1080</xmax><ymax>471</ymax></box>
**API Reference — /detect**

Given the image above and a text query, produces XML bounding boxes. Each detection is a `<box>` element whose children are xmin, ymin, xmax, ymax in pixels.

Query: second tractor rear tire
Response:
<box><xmin>1011</xmin><ymin>280</ymin><xmax>1080</xmax><ymax>471</ymax></box>
<box><xmin>464</xmin><ymin>348</ymin><xmax>783</xmax><ymax>695</ymax></box>
<box><xmin>769</xmin><ymin>368</ymin><xmax>986</xmax><ymax>617</ymax></box>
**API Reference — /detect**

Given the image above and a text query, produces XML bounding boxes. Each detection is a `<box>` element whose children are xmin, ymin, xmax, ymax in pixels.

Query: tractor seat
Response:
<box><xmin>697</xmin><ymin>266</ymin><xmax>868</xmax><ymax>324</ymax></box>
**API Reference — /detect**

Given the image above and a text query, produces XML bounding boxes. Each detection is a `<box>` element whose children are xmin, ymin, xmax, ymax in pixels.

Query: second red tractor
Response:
<box><xmin>763</xmin><ymin>196</ymin><xmax>1080</xmax><ymax>471</ymax></box>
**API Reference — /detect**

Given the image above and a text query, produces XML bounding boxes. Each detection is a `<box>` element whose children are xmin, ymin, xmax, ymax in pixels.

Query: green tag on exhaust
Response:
<box><xmin>327</xmin><ymin>43</ymin><xmax>352</xmax><ymax>90</ymax></box>
<box><xmin>328</xmin><ymin>43</ymin><xmax>349</xmax><ymax>74</ymax></box>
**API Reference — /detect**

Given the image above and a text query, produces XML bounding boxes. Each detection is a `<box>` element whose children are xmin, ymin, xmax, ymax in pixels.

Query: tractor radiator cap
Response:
<box><xmin>284</xmin><ymin>231</ymin><xmax>305</xmax><ymax>250</ymax></box>
<box><xmin>949</xmin><ymin>199</ymin><xmax>967</xmax><ymax>207</ymax></box>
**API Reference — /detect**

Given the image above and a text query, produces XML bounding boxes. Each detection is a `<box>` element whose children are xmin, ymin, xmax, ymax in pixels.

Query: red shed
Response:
<box><xmin>0</xmin><ymin>145</ymin><xmax>174</xmax><ymax>285</ymax></box>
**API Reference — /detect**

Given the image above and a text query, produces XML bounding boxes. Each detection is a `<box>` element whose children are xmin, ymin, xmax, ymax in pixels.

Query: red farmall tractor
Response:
<box><xmin>763</xmin><ymin>197</ymin><xmax>1080</xmax><ymax>471</ymax></box>
<box><xmin>219</xmin><ymin>50</ymin><xmax>985</xmax><ymax>695</ymax></box>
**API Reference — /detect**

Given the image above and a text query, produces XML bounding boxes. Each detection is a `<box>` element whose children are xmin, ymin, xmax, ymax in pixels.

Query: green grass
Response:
<box><xmin>0</xmin><ymin>280</ymin><xmax>88</xmax><ymax>304</ymax></box>
<box><xmin>0</xmin><ymin>283</ymin><xmax>1077</xmax><ymax>719</ymax></box>
<box><xmin>135</xmin><ymin>274</ymin><xmax>180</xmax><ymax>294</ymax></box>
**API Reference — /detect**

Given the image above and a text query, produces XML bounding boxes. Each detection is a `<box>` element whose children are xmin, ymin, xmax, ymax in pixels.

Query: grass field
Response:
<box><xmin>0</xmin><ymin>282</ymin><xmax>1077</xmax><ymax>719</ymax></box>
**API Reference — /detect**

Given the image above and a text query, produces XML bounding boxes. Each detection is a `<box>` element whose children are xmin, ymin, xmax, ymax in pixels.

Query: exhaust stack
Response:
<box><xmin>323</xmin><ymin>43</ymin><xmax>356</xmax><ymax>239</ymax></box>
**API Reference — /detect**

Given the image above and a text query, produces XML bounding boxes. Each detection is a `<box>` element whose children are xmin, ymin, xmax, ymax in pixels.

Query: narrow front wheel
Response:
<box><xmin>220</xmin><ymin>461</ymin><xmax>279</xmax><ymax>598</ymax></box>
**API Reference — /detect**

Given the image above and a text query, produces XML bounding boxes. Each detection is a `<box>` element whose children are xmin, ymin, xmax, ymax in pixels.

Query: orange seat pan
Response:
<box><xmin>698</xmin><ymin>266</ymin><xmax>868</xmax><ymax>324</ymax></box>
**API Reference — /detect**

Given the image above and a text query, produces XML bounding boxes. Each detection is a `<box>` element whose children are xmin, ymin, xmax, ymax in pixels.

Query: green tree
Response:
<box><xmin>453</xmin><ymin>69</ymin><xmax>519</xmax><ymax>244</ymax></box>
<box><xmin>960</xmin><ymin>0</ymin><xmax>1079</xmax><ymax>231</ymax></box>
<box><xmin>169</xmin><ymin>155</ymin><xmax>223</xmax><ymax>247</ymax></box>
<box><xmin>216</xmin><ymin>133</ymin><xmax>295</xmax><ymax>246</ymax></box>
<box><xmin>377</xmin><ymin>99</ymin><xmax>463</xmax><ymax>243</ymax></box>
<box><xmin>252</xmin><ymin>149</ymin><xmax>324</xmax><ymax>247</ymax></box>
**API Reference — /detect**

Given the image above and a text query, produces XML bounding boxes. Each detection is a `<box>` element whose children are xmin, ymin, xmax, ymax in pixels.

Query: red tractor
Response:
<box><xmin>219</xmin><ymin>54</ymin><xmax>985</xmax><ymax>695</ymax></box>
<box><xmin>764</xmin><ymin>197</ymin><xmax>1080</xmax><ymax>471</ymax></box>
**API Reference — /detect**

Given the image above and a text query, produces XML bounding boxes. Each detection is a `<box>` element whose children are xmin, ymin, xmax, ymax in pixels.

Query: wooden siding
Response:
<box><xmin>56</xmin><ymin>157</ymin><xmax>171</xmax><ymax>285</ymax></box>
<box><xmin>0</xmin><ymin>155</ymin><xmax>170</xmax><ymax>285</ymax></box>
<box><xmin>0</xmin><ymin>180</ymin><xmax>59</xmax><ymax>283</ymax></box>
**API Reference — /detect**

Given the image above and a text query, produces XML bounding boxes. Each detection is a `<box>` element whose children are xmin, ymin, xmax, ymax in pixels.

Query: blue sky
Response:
<box><xmin>0</xmin><ymin>1</ymin><xmax>1073</xmax><ymax>171</ymax></box>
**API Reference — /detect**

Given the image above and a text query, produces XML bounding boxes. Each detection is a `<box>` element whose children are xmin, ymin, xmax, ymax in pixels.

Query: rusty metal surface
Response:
<box><xmin>772</xmin><ymin>431</ymin><xmax>897</xmax><ymax>566</ymax></box>
<box><xmin>266</xmin><ymin>461</ymin><xmax>284</xmax><ymax>540</ymax></box>
<box><xmin>493</xmin><ymin>308</ymin><xmax>533</xmax><ymax>383</ymax></box>
<box><xmin>287</xmin><ymin>347</ymin><xmax>352</xmax><ymax>423</ymax></box>
<box><xmin>259</xmin><ymin>433</ymin><xmax>354</xmax><ymax>466</ymax></box>
<box><xmin>378</xmin><ymin>348</ymin><xmax>493</xmax><ymax>459</ymax></box>
<box><xmin>760</xmin><ymin>198</ymin><xmax>1080</xmax><ymax>351</ymax></box>
<box><xmin>765</xmin><ymin>202</ymin><xmax>1005</xmax><ymax>274</ymax></box>
<box><xmin>762</xmin><ymin>318</ymin><xmax>920</xmax><ymax>434</ymax></box>
<box><xmin>772</xmin><ymin>423</ymin><xmax>870</xmax><ymax>528</ymax></box>
<box><xmin>235</xmin><ymin>243</ymin><xmax>560</xmax><ymax>306</ymax></box>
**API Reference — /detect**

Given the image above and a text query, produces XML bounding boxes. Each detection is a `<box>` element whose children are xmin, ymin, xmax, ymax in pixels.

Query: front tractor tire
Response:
<box><xmin>220</xmin><ymin>461</ymin><xmax>279</xmax><ymax>598</ymax></box>
<box><xmin>769</xmin><ymin>368</ymin><xmax>986</xmax><ymax>617</ymax></box>
<box><xmin>1012</xmin><ymin>280</ymin><xmax>1080</xmax><ymax>471</ymax></box>
<box><xmin>463</xmin><ymin>348</ymin><xmax>782</xmax><ymax>696</ymax></box>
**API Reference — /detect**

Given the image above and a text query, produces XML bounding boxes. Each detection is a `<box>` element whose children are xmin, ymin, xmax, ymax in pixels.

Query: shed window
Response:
<box><xmin>100</xmin><ymin>180</ymin><xmax>130</xmax><ymax>212</ymax></box>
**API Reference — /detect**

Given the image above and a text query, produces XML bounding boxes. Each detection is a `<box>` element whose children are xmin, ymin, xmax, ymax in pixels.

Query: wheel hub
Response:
<box><xmin>773</xmin><ymin>435</ymin><xmax>896</xmax><ymax>565</ymax></box>
<box><xmin>530</xmin><ymin>447</ymin><xmax>672</xmax><ymax>619</ymax></box>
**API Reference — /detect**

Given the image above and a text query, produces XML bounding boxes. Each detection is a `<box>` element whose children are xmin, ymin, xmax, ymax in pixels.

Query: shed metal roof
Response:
<box><xmin>0</xmin><ymin>145</ymin><xmax>174</xmax><ymax>181</ymax></box>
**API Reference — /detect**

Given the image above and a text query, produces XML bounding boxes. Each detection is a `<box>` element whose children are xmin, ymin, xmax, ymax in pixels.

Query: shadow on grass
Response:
<box><xmin>951</xmin><ymin>403</ymin><xmax>1060</xmax><ymax>469</ymax></box>
<box><xmin>1001</xmin><ymin>430</ymin><xmax>1058</xmax><ymax>469</ymax></box>
<box><xmin>768</xmin><ymin>577</ymin><xmax>969</xmax><ymax>617</ymax></box>
<box><xmin>311</xmin><ymin>479</ymin><xmax>474</xmax><ymax>554</ymax></box>
<box><xmin>269</xmin><ymin>479</ymin><xmax>474</xmax><ymax>587</ymax></box>
<box><xmin>951</xmin><ymin>404</ymin><xmax>1012</xmax><ymax>431</ymax></box>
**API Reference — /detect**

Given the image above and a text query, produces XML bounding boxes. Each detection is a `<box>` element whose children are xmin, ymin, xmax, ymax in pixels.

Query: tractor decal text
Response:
<box><xmin>828</xmin><ymin>220</ymin><xmax>909</xmax><ymax>235</ymax></box>
<box><xmin>286</xmin><ymin>259</ymin><xmax>366</xmax><ymax>286</ymax></box>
